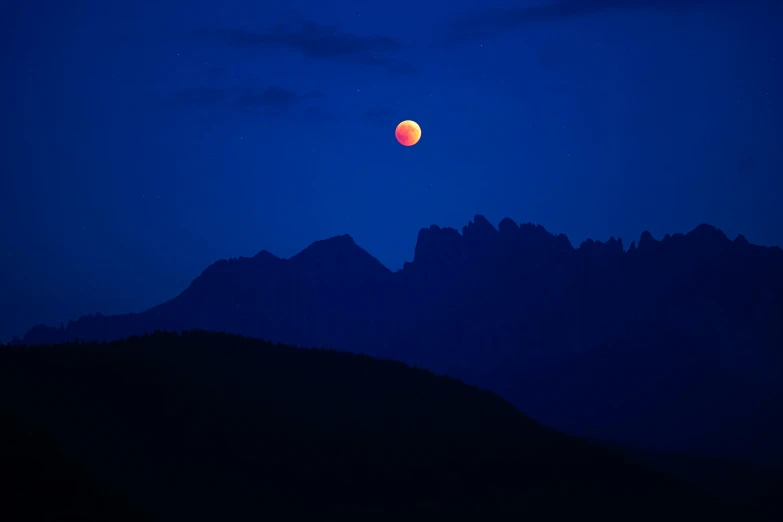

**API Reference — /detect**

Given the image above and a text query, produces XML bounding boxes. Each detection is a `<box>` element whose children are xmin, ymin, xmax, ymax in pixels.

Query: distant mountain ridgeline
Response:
<box><xmin>18</xmin><ymin>216</ymin><xmax>783</xmax><ymax>465</ymax></box>
<box><xmin>0</xmin><ymin>331</ymin><xmax>762</xmax><ymax>520</ymax></box>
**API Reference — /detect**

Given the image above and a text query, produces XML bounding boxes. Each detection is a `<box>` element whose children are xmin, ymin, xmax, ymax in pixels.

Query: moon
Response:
<box><xmin>395</xmin><ymin>120</ymin><xmax>421</xmax><ymax>147</ymax></box>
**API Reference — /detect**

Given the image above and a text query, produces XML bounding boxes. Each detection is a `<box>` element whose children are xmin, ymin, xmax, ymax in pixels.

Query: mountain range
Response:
<box><xmin>18</xmin><ymin>215</ymin><xmax>783</xmax><ymax>466</ymax></box>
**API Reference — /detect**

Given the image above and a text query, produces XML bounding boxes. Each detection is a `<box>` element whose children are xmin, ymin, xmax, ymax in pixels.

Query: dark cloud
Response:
<box><xmin>364</xmin><ymin>107</ymin><xmax>397</xmax><ymax>127</ymax></box>
<box><xmin>198</xmin><ymin>23</ymin><xmax>399</xmax><ymax>57</ymax></box>
<box><xmin>175</xmin><ymin>86</ymin><xmax>327</xmax><ymax>114</ymax></box>
<box><xmin>447</xmin><ymin>0</ymin><xmax>730</xmax><ymax>41</ymax></box>
<box><xmin>197</xmin><ymin>22</ymin><xmax>416</xmax><ymax>74</ymax></box>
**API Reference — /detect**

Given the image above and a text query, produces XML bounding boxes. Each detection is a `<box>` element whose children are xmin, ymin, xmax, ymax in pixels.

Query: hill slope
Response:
<box><xmin>0</xmin><ymin>331</ymin><xmax>762</xmax><ymax>520</ymax></box>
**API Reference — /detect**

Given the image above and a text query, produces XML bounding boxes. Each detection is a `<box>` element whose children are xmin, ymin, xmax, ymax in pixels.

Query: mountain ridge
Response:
<box><xmin>15</xmin><ymin>216</ymin><xmax>783</xmax><ymax>467</ymax></box>
<box><xmin>15</xmin><ymin>217</ymin><xmax>690</xmax><ymax>342</ymax></box>
<box><xmin>20</xmin><ymin>215</ymin><xmax>783</xmax><ymax>362</ymax></box>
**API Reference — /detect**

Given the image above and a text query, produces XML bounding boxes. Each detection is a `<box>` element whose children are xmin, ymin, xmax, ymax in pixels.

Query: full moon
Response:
<box><xmin>395</xmin><ymin>120</ymin><xmax>421</xmax><ymax>147</ymax></box>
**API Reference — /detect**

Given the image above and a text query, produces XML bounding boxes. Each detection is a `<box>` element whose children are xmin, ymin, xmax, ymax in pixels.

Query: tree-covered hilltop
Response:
<box><xmin>0</xmin><ymin>331</ymin><xmax>764</xmax><ymax>520</ymax></box>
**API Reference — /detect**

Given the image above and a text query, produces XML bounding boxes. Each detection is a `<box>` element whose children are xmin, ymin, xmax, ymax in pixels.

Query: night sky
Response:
<box><xmin>1</xmin><ymin>0</ymin><xmax>781</xmax><ymax>342</ymax></box>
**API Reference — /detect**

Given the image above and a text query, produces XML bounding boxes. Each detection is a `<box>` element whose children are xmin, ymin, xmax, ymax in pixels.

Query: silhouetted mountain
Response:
<box><xmin>0</xmin><ymin>332</ymin><xmax>764</xmax><ymax>520</ymax></box>
<box><xmin>19</xmin><ymin>217</ymin><xmax>783</xmax><ymax>467</ymax></box>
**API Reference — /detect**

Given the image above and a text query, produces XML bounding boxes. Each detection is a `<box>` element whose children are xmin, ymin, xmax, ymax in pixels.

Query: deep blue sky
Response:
<box><xmin>1</xmin><ymin>0</ymin><xmax>781</xmax><ymax>341</ymax></box>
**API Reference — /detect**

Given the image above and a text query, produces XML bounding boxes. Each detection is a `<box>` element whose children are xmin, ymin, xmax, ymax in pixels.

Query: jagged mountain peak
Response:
<box><xmin>687</xmin><ymin>223</ymin><xmax>730</xmax><ymax>243</ymax></box>
<box><xmin>463</xmin><ymin>214</ymin><xmax>498</xmax><ymax>238</ymax></box>
<box><xmin>633</xmin><ymin>224</ymin><xmax>732</xmax><ymax>255</ymax></box>
<box><xmin>578</xmin><ymin>236</ymin><xmax>624</xmax><ymax>257</ymax></box>
<box><xmin>297</xmin><ymin>233</ymin><xmax>356</xmax><ymax>252</ymax></box>
<box><xmin>253</xmin><ymin>249</ymin><xmax>280</xmax><ymax>261</ymax></box>
<box><xmin>498</xmin><ymin>217</ymin><xmax>519</xmax><ymax>235</ymax></box>
<box><xmin>292</xmin><ymin>234</ymin><xmax>372</xmax><ymax>261</ymax></box>
<box><xmin>413</xmin><ymin>225</ymin><xmax>462</xmax><ymax>265</ymax></box>
<box><xmin>290</xmin><ymin>234</ymin><xmax>391</xmax><ymax>277</ymax></box>
<box><xmin>411</xmin><ymin>217</ymin><xmax>580</xmax><ymax>267</ymax></box>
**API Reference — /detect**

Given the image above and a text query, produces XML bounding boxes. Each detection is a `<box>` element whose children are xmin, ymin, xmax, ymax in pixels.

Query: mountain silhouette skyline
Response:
<box><xmin>17</xmin><ymin>216</ymin><xmax>783</xmax><ymax>466</ymax></box>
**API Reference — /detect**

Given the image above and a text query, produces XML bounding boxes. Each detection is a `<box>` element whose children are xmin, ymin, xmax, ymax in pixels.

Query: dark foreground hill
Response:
<box><xmin>0</xmin><ymin>331</ymin><xmax>762</xmax><ymax>520</ymax></box>
<box><xmin>1</xmin><ymin>411</ymin><xmax>146</xmax><ymax>522</ymax></box>
<box><xmin>18</xmin><ymin>217</ymin><xmax>783</xmax><ymax>466</ymax></box>
<box><xmin>617</xmin><ymin>445</ymin><xmax>783</xmax><ymax>520</ymax></box>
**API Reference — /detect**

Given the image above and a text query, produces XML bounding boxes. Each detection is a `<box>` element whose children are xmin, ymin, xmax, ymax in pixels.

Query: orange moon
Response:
<box><xmin>395</xmin><ymin>120</ymin><xmax>421</xmax><ymax>147</ymax></box>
